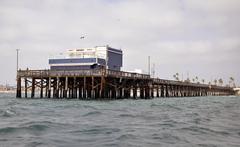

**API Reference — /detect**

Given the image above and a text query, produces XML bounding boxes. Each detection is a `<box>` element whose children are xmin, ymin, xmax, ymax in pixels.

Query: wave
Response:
<box><xmin>116</xmin><ymin>134</ymin><xmax>137</xmax><ymax>141</ymax></box>
<box><xmin>83</xmin><ymin>105</ymin><xmax>99</xmax><ymax>110</ymax></box>
<box><xmin>180</xmin><ymin>126</ymin><xmax>230</xmax><ymax>136</ymax></box>
<box><xmin>69</xmin><ymin>126</ymin><xmax>120</xmax><ymax>135</ymax></box>
<box><xmin>0</xmin><ymin>109</ymin><xmax>17</xmax><ymax>117</ymax></box>
<box><xmin>0</xmin><ymin>124</ymin><xmax>48</xmax><ymax>135</ymax></box>
<box><xmin>119</xmin><ymin>114</ymin><xmax>136</xmax><ymax>118</ymax></box>
<box><xmin>0</xmin><ymin>120</ymin><xmax>69</xmax><ymax>135</ymax></box>
<box><xmin>82</xmin><ymin>111</ymin><xmax>102</xmax><ymax>117</ymax></box>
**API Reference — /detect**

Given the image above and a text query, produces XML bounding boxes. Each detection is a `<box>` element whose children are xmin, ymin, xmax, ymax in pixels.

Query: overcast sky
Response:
<box><xmin>0</xmin><ymin>0</ymin><xmax>239</xmax><ymax>86</ymax></box>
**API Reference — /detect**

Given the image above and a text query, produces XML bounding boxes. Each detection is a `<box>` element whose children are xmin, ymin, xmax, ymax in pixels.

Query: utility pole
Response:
<box><xmin>152</xmin><ymin>63</ymin><xmax>155</xmax><ymax>78</ymax></box>
<box><xmin>148</xmin><ymin>56</ymin><xmax>150</xmax><ymax>76</ymax></box>
<box><xmin>16</xmin><ymin>49</ymin><xmax>20</xmax><ymax>72</ymax></box>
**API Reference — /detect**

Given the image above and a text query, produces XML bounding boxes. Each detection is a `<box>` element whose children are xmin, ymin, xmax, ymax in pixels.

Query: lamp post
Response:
<box><xmin>16</xmin><ymin>49</ymin><xmax>20</xmax><ymax>72</ymax></box>
<box><xmin>148</xmin><ymin>56</ymin><xmax>151</xmax><ymax>76</ymax></box>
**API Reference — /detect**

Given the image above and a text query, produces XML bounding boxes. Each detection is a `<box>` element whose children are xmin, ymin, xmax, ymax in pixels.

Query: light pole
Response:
<box><xmin>16</xmin><ymin>49</ymin><xmax>20</xmax><ymax>72</ymax></box>
<box><xmin>148</xmin><ymin>56</ymin><xmax>151</xmax><ymax>76</ymax></box>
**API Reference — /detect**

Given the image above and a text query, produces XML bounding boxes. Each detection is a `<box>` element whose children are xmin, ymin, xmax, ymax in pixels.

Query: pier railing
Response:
<box><xmin>17</xmin><ymin>69</ymin><xmax>150</xmax><ymax>79</ymax></box>
<box><xmin>153</xmin><ymin>78</ymin><xmax>208</xmax><ymax>87</ymax></box>
<box><xmin>106</xmin><ymin>70</ymin><xmax>150</xmax><ymax>79</ymax></box>
<box><xmin>153</xmin><ymin>78</ymin><xmax>232</xmax><ymax>90</ymax></box>
<box><xmin>17</xmin><ymin>69</ymin><xmax>102</xmax><ymax>77</ymax></box>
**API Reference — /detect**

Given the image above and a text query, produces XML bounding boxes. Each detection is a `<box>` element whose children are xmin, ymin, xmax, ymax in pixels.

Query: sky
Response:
<box><xmin>0</xmin><ymin>0</ymin><xmax>239</xmax><ymax>86</ymax></box>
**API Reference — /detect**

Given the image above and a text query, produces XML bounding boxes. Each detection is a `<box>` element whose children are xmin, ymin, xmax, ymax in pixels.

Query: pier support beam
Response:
<box><xmin>133</xmin><ymin>87</ymin><xmax>137</xmax><ymax>99</ymax></box>
<box><xmin>55</xmin><ymin>77</ymin><xmax>60</xmax><ymax>98</ymax></box>
<box><xmin>83</xmin><ymin>77</ymin><xmax>86</xmax><ymax>99</ymax></box>
<box><xmin>161</xmin><ymin>85</ymin><xmax>164</xmax><ymax>97</ymax></box>
<box><xmin>150</xmin><ymin>86</ymin><xmax>154</xmax><ymax>98</ymax></box>
<box><xmin>166</xmin><ymin>85</ymin><xmax>169</xmax><ymax>97</ymax></box>
<box><xmin>156</xmin><ymin>85</ymin><xmax>160</xmax><ymax>98</ymax></box>
<box><xmin>119</xmin><ymin>88</ymin><xmax>123</xmax><ymax>99</ymax></box>
<box><xmin>64</xmin><ymin>77</ymin><xmax>68</xmax><ymax>98</ymax></box>
<box><xmin>16</xmin><ymin>77</ymin><xmax>22</xmax><ymax>98</ymax></box>
<box><xmin>145</xmin><ymin>87</ymin><xmax>150</xmax><ymax>98</ymax></box>
<box><xmin>40</xmin><ymin>78</ymin><xmax>43</xmax><ymax>98</ymax></box>
<box><xmin>91</xmin><ymin>76</ymin><xmax>95</xmax><ymax>99</ymax></box>
<box><xmin>31</xmin><ymin>78</ymin><xmax>35</xmax><ymax>98</ymax></box>
<box><xmin>73</xmin><ymin>77</ymin><xmax>77</xmax><ymax>98</ymax></box>
<box><xmin>100</xmin><ymin>76</ymin><xmax>105</xmax><ymax>98</ymax></box>
<box><xmin>24</xmin><ymin>78</ymin><xmax>27</xmax><ymax>98</ymax></box>
<box><xmin>79</xmin><ymin>81</ymin><xmax>82</xmax><ymax>99</ymax></box>
<box><xmin>48</xmin><ymin>77</ymin><xmax>51</xmax><ymax>98</ymax></box>
<box><xmin>45</xmin><ymin>79</ymin><xmax>48</xmax><ymax>98</ymax></box>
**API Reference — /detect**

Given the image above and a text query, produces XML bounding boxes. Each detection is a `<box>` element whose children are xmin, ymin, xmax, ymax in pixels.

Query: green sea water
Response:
<box><xmin>0</xmin><ymin>93</ymin><xmax>240</xmax><ymax>147</ymax></box>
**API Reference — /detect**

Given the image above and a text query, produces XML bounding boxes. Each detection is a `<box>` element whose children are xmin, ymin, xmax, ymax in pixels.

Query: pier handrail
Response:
<box><xmin>17</xmin><ymin>69</ymin><xmax>103</xmax><ymax>77</ymax></box>
<box><xmin>106</xmin><ymin>70</ymin><xmax>150</xmax><ymax>79</ymax></box>
<box><xmin>17</xmin><ymin>69</ymin><xmax>151</xmax><ymax>79</ymax></box>
<box><xmin>153</xmin><ymin>78</ymin><xmax>207</xmax><ymax>87</ymax></box>
<box><xmin>153</xmin><ymin>78</ymin><xmax>232</xmax><ymax>89</ymax></box>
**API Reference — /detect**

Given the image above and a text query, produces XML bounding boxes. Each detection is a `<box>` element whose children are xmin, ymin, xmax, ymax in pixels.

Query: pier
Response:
<box><xmin>16</xmin><ymin>68</ymin><xmax>234</xmax><ymax>99</ymax></box>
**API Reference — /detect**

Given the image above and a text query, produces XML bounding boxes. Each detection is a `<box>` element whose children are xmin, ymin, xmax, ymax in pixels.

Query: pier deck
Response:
<box><xmin>16</xmin><ymin>69</ymin><xmax>234</xmax><ymax>99</ymax></box>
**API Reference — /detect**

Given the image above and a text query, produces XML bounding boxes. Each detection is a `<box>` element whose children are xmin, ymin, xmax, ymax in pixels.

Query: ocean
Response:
<box><xmin>0</xmin><ymin>93</ymin><xmax>240</xmax><ymax>147</ymax></box>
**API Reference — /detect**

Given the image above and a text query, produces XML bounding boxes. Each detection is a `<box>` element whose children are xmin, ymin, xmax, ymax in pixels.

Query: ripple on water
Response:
<box><xmin>151</xmin><ymin>133</ymin><xmax>183</xmax><ymax>144</ymax></box>
<box><xmin>0</xmin><ymin>120</ymin><xmax>70</xmax><ymax>137</ymax></box>
<box><xmin>180</xmin><ymin>125</ymin><xmax>230</xmax><ymax>137</ymax></box>
<box><xmin>163</xmin><ymin>104</ymin><xmax>183</xmax><ymax>111</ymax></box>
<box><xmin>82</xmin><ymin>111</ymin><xmax>102</xmax><ymax>117</ymax></box>
<box><xmin>118</xmin><ymin>113</ymin><xmax>136</xmax><ymax>118</ymax></box>
<box><xmin>0</xmin><ymin>109</ymin><xmax>17</xmax><ymax>117</ymax></box>
<box><xmin>69</xmin><ymin>126</ymin><xmax>121</xmax><ymax>136</ymax></box>
<box><xmin>0</xmin><ymin>123</ymin><xmax>49</xmax><ymax>135</ymax></box>
<box><xmin>25</xmin><ymin>141</ymin><xmax>46</xmax><ymax>147</ymax></box>
<box><xmin>150</xmin><ymin>103</ymin><xmax>161</xmax><ymax>108</ymax></box>
<box><xmin>82</xmin><ymin>105</ymin><xmax>99</xmax><ymax>110</ymax></box>
<box><xmin>116</xmin><ymin>134</ymin><xmax>137</xmax><ymax>141</ymax></box>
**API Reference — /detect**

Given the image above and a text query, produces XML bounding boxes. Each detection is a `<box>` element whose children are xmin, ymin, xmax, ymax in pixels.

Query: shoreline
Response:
<box><xmin>0</xmin><ymin>91</ymin><xmax>16</xmax><ymax>94</ymax></box>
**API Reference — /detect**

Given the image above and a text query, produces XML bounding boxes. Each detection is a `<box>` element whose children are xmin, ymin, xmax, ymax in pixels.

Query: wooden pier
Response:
<box><xmin>16</xmin><ymin>69</ymin><xmax>234</xmax><ymax>99</ymax></box>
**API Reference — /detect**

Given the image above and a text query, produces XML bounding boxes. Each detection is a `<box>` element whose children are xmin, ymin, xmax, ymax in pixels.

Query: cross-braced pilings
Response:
<box><xmin>16</xmin><ymin>69</ymin><xmax>234</xmax><ymax>99</ymax></box>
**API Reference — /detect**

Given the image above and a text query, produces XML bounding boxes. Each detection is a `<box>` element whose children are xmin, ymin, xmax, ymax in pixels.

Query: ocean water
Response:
<box><xmin>0</xmin><ymin>94</ymin><xmax>240</xmax><ymax>147</ymax></box>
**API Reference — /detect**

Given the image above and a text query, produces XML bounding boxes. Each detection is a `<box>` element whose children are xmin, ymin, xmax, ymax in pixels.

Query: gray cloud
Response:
<box><xmin>0</xmin><ymin>0</ymin><xmax>239</xmax><ymax>86</ymax></box>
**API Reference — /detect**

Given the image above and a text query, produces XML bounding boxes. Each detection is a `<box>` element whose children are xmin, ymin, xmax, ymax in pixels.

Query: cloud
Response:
<box><xmin>0</xmin><ymin>0</ymin><xmax>239</xmax><ymax>85</ymax></box>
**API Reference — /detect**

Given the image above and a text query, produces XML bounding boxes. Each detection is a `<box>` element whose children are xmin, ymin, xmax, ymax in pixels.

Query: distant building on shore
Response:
<box><xmin>0</xmin><ymin>84</ymin><xmax>16</xmax><ymax>92</ymax></box>
<box><xmin>49</xmin><ymin>45</ymin><xmax>123</xmax><ymax>71</ymax></box>
<box><xmin>233</xmin><ymin>88</ymin><xmax>240</xmax><ymax>96</ymax></box>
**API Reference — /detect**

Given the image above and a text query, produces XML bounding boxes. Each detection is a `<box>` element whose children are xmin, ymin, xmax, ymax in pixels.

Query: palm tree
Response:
<box><xmin>173</xmin><ymin>74</ymin><xmax>176</xmax><ymax>80</ymax></box>
<box><xmin>229</xmin><ymin>77</ymin><xmax>235</xmax><ymax>87</ymax></box>
<box><xmin>195</xmin><ymin>76</ymin><xmax>199</xmax><ymax>83</ymax></box>
<box><xmin>176</xmin><ymin>73</ymin><xmax>179</xmax><ymax>81</ymax></box>
<box><xmin>218</xmin><ymin>78</ymin><xmax>223</xmax><ymax>86</ymax></box>
<box><xmin>185</xmin><ymin>78</ymin><xmax>190</xmax><ymax>83</ymax></box>
<box><xmin>192</xmin><ymin>78</ymin><xmax>195</xmax><ymax>83</ymax></box>
<box><xmin>233</xmin><ymin>83</ymin><xmax>236</xmax><ymax>87</ymax></box>
<box><xmin>173</xmin><ymin>73</ymin><xmax>180</xmax><ymax>81</ymax></box>
<box><xmin>214</xmin><ymin>79</ymin><xmax>217</xmax><ymax>85</ymax></box>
